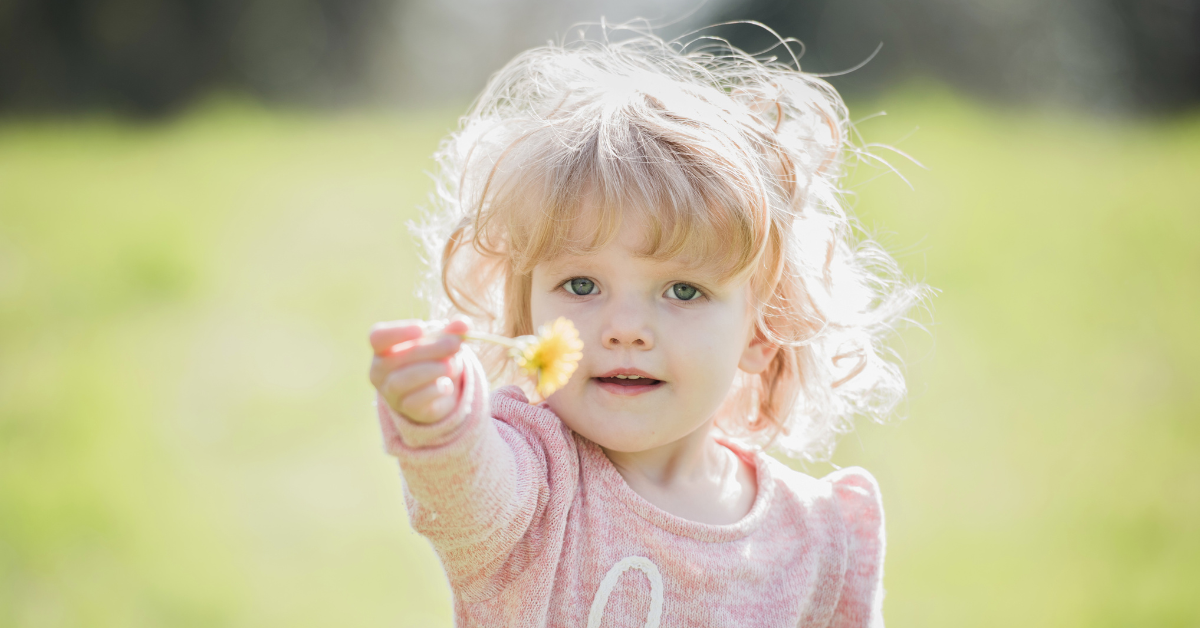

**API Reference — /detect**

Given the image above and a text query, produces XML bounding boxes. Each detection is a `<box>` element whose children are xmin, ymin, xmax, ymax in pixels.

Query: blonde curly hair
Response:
<box><xmin>414</xmin><ymin>24</ymin><xmax>929</xmax><ymax>461</ymax></box>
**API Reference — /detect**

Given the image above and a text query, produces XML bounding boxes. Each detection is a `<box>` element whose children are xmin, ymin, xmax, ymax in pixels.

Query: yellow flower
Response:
<box><xmin>512</xmin><ymin>317</ymin><xmax>584</xmax><ymax>398</ymax></box>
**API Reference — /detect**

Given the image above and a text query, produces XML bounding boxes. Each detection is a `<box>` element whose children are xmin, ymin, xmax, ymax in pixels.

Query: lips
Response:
<box><xmin>595</xmin><ymin>376</ymin><xmax>662</xmax><ymax>386</ymax></box>
<box><xmin>592</xmin><ymin>368</ymin><xmax>664</xmax><ymax>395</ymax></box>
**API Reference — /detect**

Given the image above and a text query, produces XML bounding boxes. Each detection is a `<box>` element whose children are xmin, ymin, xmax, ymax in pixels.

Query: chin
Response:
<box><xmin>561</xmin><ymin>412</ymin><xmax>664</xmax><ymax>453</ymax></box>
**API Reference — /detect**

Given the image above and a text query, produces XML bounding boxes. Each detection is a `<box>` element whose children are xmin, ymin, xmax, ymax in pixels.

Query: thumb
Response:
<box><xmin>442</xmin><ymin>319</ymin><xmax>469</xmax><ymax>336</ymax></box>
<box><xmin>447</xmin><ymin>344</ymin><xmax>467</xmax><ymax>386</ymax></box>
<box><xmin>442</xmin><ymin>319</ymin><xmax>470</xmax><ymax>385</ymax></box>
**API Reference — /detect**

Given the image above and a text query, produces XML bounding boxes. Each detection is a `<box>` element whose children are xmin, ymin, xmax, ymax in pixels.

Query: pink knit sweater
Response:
<box><xmin>378</xmin><ymin>352</ymin><xmax>886</xmax><ymax>627</ymax></box>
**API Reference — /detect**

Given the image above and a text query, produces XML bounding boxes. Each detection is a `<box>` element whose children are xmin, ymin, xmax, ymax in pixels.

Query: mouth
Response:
<box><xmin>592</xmin><ymin>369</ymin><xmax>664</xmax><ymax>395</ymax></box>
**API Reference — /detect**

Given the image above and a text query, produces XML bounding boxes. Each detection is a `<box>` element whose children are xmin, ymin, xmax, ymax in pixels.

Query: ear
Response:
<box><xmin>738</xmin><ymin>328</ymin><xmax>779</xmax><ymax>375</ymax></box>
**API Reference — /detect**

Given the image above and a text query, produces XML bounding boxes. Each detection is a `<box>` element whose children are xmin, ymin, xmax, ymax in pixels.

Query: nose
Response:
<box><xmin>602</xmin><ymin>297</ymin><xmax>655</xmax><ymax>350</ymax></box>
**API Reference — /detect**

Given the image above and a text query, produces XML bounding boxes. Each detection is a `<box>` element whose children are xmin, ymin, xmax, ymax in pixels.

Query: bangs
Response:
<box><xmin>472</xmin><ymin>87</ymin><xmax>787</xmax><ymax>282</ymax></box>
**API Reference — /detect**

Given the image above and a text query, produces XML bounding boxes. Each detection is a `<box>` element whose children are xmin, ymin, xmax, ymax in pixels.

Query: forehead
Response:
<box><xmin>484</xmin><ymin>104</ymin><xmax>771</xmax><ymax>283</ymax></box>
<box><xmin>538</xmin><ymin>214</ymin><xmax>737</xmax><ymax>280</ymax></box>
<box><xmin>510</xmin><ymin>186</ymin><xmax>750</xmax><ymax>270</ymax></box>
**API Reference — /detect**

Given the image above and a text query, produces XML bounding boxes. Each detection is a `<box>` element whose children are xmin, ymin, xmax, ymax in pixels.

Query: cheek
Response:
<box><xmin>528</xmin><ymin>278</ymin><xmax>548</xmax><ymax>321</ymax></box>
<box><xmin>528</xmin><ymin>282</ymin><xmax>565</xmax><ymax>329</ymax></box>
<box><xmin>529</xmin><ymin>296</ymin><xmax>546</xmax><ymax>327</ymax></box>
<box><xmin>665</xmin><ymin>311</ymin><xmax>748</xmax><ymax>379</ymax></box>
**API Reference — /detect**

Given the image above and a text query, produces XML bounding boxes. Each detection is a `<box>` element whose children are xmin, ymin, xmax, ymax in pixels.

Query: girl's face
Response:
<box><xmin>530</xmin><ymin>218</ymin><xmax>777</xmax><ymax>453</ymax></box>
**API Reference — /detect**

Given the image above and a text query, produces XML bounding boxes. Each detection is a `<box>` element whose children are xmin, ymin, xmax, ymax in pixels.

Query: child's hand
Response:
<box><xmin>369</xmin><ymin>319</ymin><xmax>468</xmax><ymax>424</ymax></box>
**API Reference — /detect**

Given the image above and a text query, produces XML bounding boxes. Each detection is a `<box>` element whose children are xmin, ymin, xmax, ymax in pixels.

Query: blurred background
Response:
<box><xmin>1</xmin><ymin>0</ymin><xmax>1197</xmax><ymax>626</ymax></box>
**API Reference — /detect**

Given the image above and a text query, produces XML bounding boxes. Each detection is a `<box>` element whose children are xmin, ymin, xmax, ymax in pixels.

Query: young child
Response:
<box><xmin>369</xmin><ymin>27</ymin><xmax>924</xmax><ymax>627</ymax></box>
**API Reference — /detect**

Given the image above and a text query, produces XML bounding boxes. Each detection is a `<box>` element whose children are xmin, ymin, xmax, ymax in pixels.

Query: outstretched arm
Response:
<box><xmin>368</xmin><ymin>321</ymin><xmax>545</xmax><ymax>600</ymax></box>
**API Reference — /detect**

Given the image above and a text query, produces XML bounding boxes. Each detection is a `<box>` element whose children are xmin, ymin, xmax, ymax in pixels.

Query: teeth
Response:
<box><xmin>614</xmin><ymin>375</ymin><xmax>641</xmax><ymax>379</ymax></box>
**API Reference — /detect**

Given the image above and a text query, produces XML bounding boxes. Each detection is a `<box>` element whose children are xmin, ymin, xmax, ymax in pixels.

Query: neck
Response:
<box><xmin>600</xmin><ymin>420</ymin><xmax>757</xmax><ymax>526</ymax></box>
<box><xmin>601</xmin><ymin>419</ymin><xmax>727</xmax><ymax>488</ymax></box>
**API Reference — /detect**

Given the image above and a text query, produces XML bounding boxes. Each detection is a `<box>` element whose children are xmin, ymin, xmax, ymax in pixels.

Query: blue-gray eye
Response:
<box><xmin>565</xmin><ymin>278</ymin><xmax>596</xmax><ymax>295</ymax></box>
<box><xmin>670</xmin><ymin>283</ymin><xmax>699</xmax><ymax>300</ymax></box>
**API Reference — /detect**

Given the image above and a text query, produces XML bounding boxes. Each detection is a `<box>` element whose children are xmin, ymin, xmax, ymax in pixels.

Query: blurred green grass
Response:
<box><xmin>1</xmin><ymin>89</ymin><xmax>1197</xmax><ymax>627</ymax></box>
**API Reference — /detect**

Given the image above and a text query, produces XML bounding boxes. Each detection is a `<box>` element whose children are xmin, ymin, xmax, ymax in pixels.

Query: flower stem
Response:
<box><xmin>462</xmin><ymin>330</ymin><xmax>523</xmax><ymax>349</ymax></box>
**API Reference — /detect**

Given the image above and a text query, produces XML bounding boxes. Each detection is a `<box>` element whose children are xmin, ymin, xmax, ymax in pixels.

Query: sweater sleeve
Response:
<box><xmin>827</xmin><ymin>467</ymin><xmax>886</xmax><ymax>628</ymax></box>
<box><xmin>375</xmin><ymin>347</ymin><xmax>550</xmax><ymax>602</ymax></box>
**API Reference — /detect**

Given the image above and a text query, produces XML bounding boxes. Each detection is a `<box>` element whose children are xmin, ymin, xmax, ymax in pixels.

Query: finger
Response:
<box><xmin>397</xmin><ymin>377</ymin><xmax>456</xmax><ymax>423</ymax></box>
<box><xmin>371</xmin><ymin>358</ymin><xmax>449</xmax><ymax>396</ymax></box>
<box><xmin>370</xmin><ymin>322</ymin><xmax>424</xmax><ymax>355</ymax></box>
<box><xmin>378</xmin><ymin>332</ymin><xmax>463</xmax><ymax>366</ymax></box>
<box><xmin>441</xmin><ymin>319</ymin><xmax>469</xmax><ymax>336</ymax></box>
<box><xmin>426</xmin><ymin>319</ymin><xmax>468</xmax><ymax>383</ymax></box>
<box><xmin>447</xmin><ymin>352</ymin><xmax>464</xmax><ymax>383</ymax></box>
<box><xmin>369</xmin><ymin>320</ymin><xmax>425</xmax><ymax>355</ymax></box>
<box><xmin>373</xmin><ymin>318</ymin><xmax>465</xmax><ymax>345</ymax></box>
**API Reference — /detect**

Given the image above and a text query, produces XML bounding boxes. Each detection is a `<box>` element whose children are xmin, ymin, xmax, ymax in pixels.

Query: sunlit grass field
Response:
<box><xmin>1</xmin><ymin>89</ymin><xmax>1197</xmax><ymax>627</ymax></box>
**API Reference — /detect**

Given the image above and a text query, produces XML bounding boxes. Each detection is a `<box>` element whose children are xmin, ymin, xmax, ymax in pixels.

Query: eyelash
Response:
<box><xmin>559</xmin><ymin>278</ymin><xmax>705</xmax><ymax>301</ymax></box>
